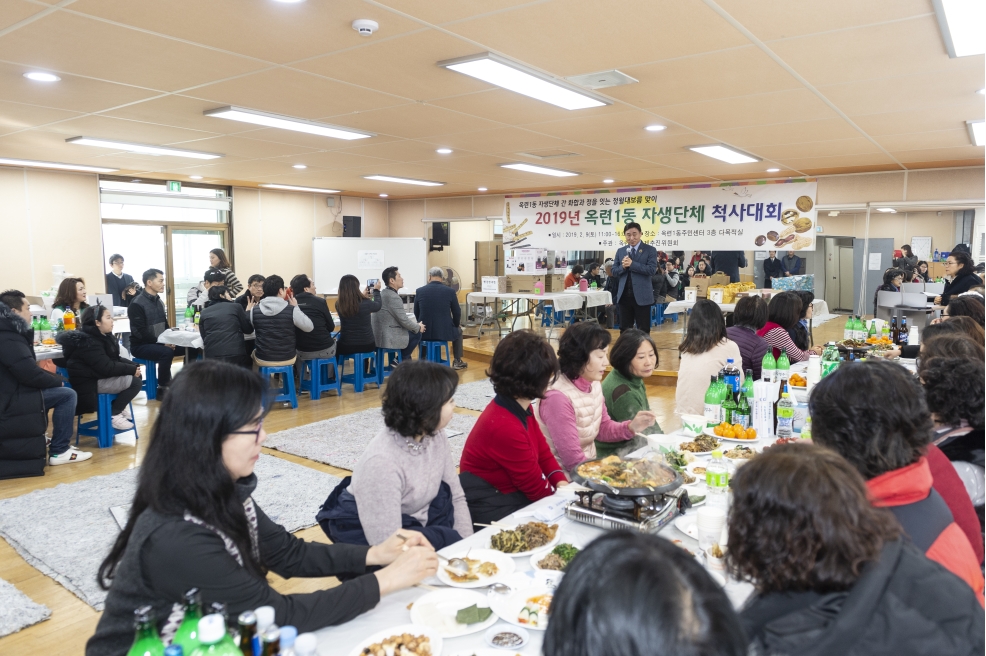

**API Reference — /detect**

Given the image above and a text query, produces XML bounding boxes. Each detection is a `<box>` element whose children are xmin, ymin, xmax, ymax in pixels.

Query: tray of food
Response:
<box><xmin>409</xmin><ymin>588</ymin><xmax>498</xmax><ymax>638</ymax></box>
<box><xmin>530</xmin><ymin>542</ymin><xmax>581</xmax><ymax>572</ymax></box>
<box><xmin>572</xmin><ymin>454</ymin><xmax>682</xmax><ymax>496</ymax></box>
<box><xmin>678</xmin><ymin>435</ymin><xmax>722</xmax><ymax>455</ymax></box>
<box><xmin>788</xmin><ymin>373</ymin><xmax>807</xmax><ymax>388</ymax></box>
<box><xmin>435</xmin><ymin>548</ymin><xmax>516</xmax><ymax>588</ymax></box>
<box><xmin>488</xmin><ymin>521</ymin><xmax>561</xmax><ymax>557</ymax></box>
<box><xmin>347</xmin><ymin>624</ymin><xmax>440</xmax><ymax>656</ymax></box>
<box><xmin>836</xmin><ymin>339</ymin><xmax>873</xmax><ymax>353</ymax></box>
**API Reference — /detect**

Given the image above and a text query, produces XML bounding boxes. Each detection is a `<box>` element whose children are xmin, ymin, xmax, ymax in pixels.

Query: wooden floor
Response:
<box><xmin>0</xmin><ymin>316</ymin><xmax>848</xmax><ymax>655</ymax></box>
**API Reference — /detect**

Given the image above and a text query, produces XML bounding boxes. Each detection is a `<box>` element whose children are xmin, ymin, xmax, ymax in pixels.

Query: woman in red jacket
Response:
<box><xmin>459</xmin><ymin>331</ymin><xmax>568</xmax><ymax>527</ymax></box>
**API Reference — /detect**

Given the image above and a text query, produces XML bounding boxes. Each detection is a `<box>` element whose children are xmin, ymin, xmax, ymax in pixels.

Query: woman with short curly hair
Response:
<box><xmin>317</xmin><ymin>361</ymin><xmax>472</xmax><ymax>549</ymax></box>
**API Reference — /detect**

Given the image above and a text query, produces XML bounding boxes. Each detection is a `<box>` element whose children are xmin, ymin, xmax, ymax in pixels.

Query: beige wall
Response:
<box><xmin>0</xmin><ymin>166</ymin><xmax>103</xmax><ymax>295</ymax></box>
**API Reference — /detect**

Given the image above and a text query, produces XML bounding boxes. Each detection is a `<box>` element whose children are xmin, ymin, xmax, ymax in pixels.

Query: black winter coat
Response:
<box><xmin>105</xmin><ymin>272</ymin><xmax>136</xmax><ymax>307</ymax></box>
<box><xmin>199</xmin><ymin>299</ymin><xmax>253</xmax><ymax>359</ymax></box>
<box><xmin>294</xmin><ymin>292</ymin><xmax>335</xmax><ymax>352</ymax></box>
<box><xmin>57</xmin><ymin>326</ymin><xmax>138</xmax><ymax>415</ymax></box>
<box><xmin>741</xmin><ymin>539</ymin><xmax>984</xmax><ymax>656</ymax></box>
<box><xmin>942</xmin><ymin>270</ymin><xmax>980</xmax><ymax>306</ymax></box>
<box><xmin>763</xmin><ymin>256</ymin><xmax>785</xmax><ymax>282</ymax></box>
<box><xmin>413</xmin><ymin>282</ymin><xmax>461</xmax><ymax>343</ymax></box>
<box><xmin>128</xmin><ymin>291</ymin><xmax>169</xmax><ymax>348</ymax></box>
<box><xmin>710</xmin><ymin>251</ymin><xmax>748</xmax><ymax>283</ymax></box>
<box><xmin>0</xmin><ymin>301</ymin><xmax>61</xmax><ymax>479</ymax></box>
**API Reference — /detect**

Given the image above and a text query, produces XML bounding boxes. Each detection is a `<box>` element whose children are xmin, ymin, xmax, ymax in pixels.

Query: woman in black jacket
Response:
<box><xmin>335</xmin><ymin>274</ymin><xmax>381</xmax><ymax>356</ymax></box>
<box><xmin>872</xmin><ymin>268</ymin><xmax>904</xmax><ymax>316</ymax></box>
<box><xmin>729</xmin><ymin>443</ymin><xmax>984</xmax><ymax>656</ymax></box>
<box><xmin>936</xmin><ymin>252</ymin><xmax>981</xmax><ymax>306</ymax></box>
<box><xmin>199</xmin><ymin>286</ymin><xmax>255</xmax><ymax>368</ymax></box>
<box><xmin>57</xmin><ymin>306</ymin><xmax>142</xmax><ymax>431</ymax></box>
<box><xmin>913</xmin><ymin>260</ymin><xmax>932</xmax><ymax>282</ymax></box>
<box><xmin>86</xmin><ymin>361</ymin><xmax>437</xmax><ymax>656</ymax></box>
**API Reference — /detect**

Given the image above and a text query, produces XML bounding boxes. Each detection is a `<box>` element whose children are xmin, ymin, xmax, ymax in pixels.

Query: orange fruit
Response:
<box><xmin>747</xmin><ymin>428</ymin><xmax>757</xmax><ymax>438</ymax></box>
<box><xmin>732</xmin><ymin>424</ymin><xmax>744</xmax><ymax>434</ymax></box>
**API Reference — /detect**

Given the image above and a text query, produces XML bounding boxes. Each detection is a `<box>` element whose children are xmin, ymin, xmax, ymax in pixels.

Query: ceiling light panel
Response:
<box><xmin>500</xmin><ymin>163</ymin><xmax>580</xmax><ymax>177</ymax></box>
<box><xmin>933</xmin><ymin>0</ymin><xmax>986</xmax><ymax>57</ymax></box>
<box><xmin>364</xmin><ymin>175</ymin><xmax>444</xmax><ymax>186</ymax></box>
<box><xmin>688</xmin><ymin>144</ymin><xmax>761</xmax><ymax>164</ymax></box>
<box><xmin>438</xmin><ymin>53</ymin><xmax>610</xmax><ymax>111</ymax></box>
<box><xmin>204</xmin><ymin>106</ymin><xmax>375</xmax><ymax>140</ymax></box>
<box><xmin>0</xmin><ymin>157</ymin><xmax>117</xmax><ymax>173</ymax></box>
<box><xmin>260</xmin><ymin>184</ymin><xmax>341</xmax><ymax>193</ymax></box>
<box><xmin>967</xmin><ymin>120</ymin><xmax>985</xmax><ymax>146</ymax></box>
<box><xmin>67</xmin><ymin>137</ymin><xmax>223</xmax><ymax>159</ymax></box>
<box><xmin>24</xmin><ymin>72</ymin><xmax>60</xmax><ymax>82</ymax></box>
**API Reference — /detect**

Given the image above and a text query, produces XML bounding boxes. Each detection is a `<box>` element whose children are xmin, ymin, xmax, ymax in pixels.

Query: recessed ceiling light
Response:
<box><xmin>933</xmin><ymin>0</ymin><xmax>985</xmax><ymax>57</ymax></box>
<box><xmin>876</xmin><ymin>207</ymin><xmax>897</xmax><ymax>213</ymax></box>
<box><xmin>24</xmin><ymin>72</ymin><xmax>60</xmax><ymax>82</ymax></box>
<box><xmin>379</xmin><ymin>193</ymin><xmax>389</xmax><ymax>197</ymax></box>
<box><xmin>500</xmin><ymin>162</ymin><xmax>579</xmax><ymax>177</ymax></box>
<box><xmin>436</xmin><ymin>148</ymin><xmax>453</xmax><ymax>154</ymax></box>
<box><xmin>967</xmin><ymin>120</ymin><xmax>985</xmax><ymax>146</ymax></box>
<box><xmin>766</xmin><ymin>168</ymin><xmax>780</xmax><ymax>173</ymax></box>
<box><xmin>603</xmin><ymin>179</ymin><xmax>614</xmax><ymax>184</ymax></box>
<box><xmin>67</xmin><ymin>136</ymin><xmax>223</xmax><ymax>159</ymax></box>
<box><xmin>828</xmin><ymin>211</ymin><xmax>840</xmax><ymax>217</ymax></box>
<box><xmin>644</xmin><ymin>125</ymin><xmax>666</xmax><ymax>132</ymax></box>
<box><xmin>0</xmin><ymin>157</ymin><xmax>117</xmax><ymax>173</ymax></box>
<box><xmin>189</xmin><ymin>175</ymin><xmax>203</xmax><ymax>180</ymax></box>
<box><xmin>688</xmin><ymin>144</ymin><xmax>761</xmax><ymax>164</ymax></box>
<box><xmin>979</xmin><ymin>88</ymin><xmax>986</xmax><ymax>95</ymax></box>
<box><xmin>438</xmin><ymin>53</ymin><xmax>610</xmax><ymax>110</ymax></box>
<box><xmin>364</xmin><ymin>175</ymin><xmax>444</xmax><ymax>186</ymax></box>
<box><xmin>292</xmin><ymin>164</ymin><xmax>307</xmax><ymax>169</ymax></box>
<box><xmin>204</xmin><ymin>106</ymin><xmax>374</xmax><ymax>141</ymax></box>
<box><xmin>478</xmin><ymin>187</ymin><xmax>488</xmax><ymax>191</ymax></box>
<box><xmin>272</xmin><ymin>0</ymin><xmax>305</xmax><ymax>4</ymax></box>
<box><xmin>260</xmin><ymin>184</ymin><xmax>341</xmax><ymax>193</ymax></box>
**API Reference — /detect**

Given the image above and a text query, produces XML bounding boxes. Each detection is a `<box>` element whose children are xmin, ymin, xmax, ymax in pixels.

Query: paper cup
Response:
<box><xmin>681</xmin><ymin>414</ymin><xmax>708</xmax><ymax>437</ymax></box>
<box><xmin>705</xmin><ymin>546</ymin><xmax>726</xmax><ymax>572</ymax></box>
<box><xmin>696</xmin><ymin>506</ymin><xmax>726</xmax><ymax>550</ymax></box>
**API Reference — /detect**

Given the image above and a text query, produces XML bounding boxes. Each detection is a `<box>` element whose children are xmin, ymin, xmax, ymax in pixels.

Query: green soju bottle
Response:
<box><xmin>761</xmin><ymin>350</ymin><xmax>776</xmax><ymax>383</ymax></box>
<box><xmin>172</xmin><ymin>588</ymin><xmax>203</xmax><ymax>654</ymax></box>
<box><xmin>776</xmin><ymin>350</ymin><xmax>791</xmax><ymax>386</ymax></box>
<box><xmin>127</xmin><ymin>606</ymin><xmax>165</xmax><ymax>656</ymax></box>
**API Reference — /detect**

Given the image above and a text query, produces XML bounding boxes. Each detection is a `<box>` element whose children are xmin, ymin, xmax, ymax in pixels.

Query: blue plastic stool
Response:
<box><xmin>419</xmin><ymin>341</ymin><xmax>451</xmax><ymax>366</ymax></box>
<box><xmin>338</xmin><ymin>352</ymin><xmax>381</xmax><ymax>392</ymax></box>
<box><xmin>133</xmin><ymin>358</ymin><xmax>157</xmax><ymax>400</ymax></box>
<box><xmin>76</xmin><ymin>393</ymin><xmax>138</xmax><ymax>448</ymax></box>
<box><xmin>377</xmin><ymin>348</ymin><xmax>402</xmax><ymax>380</ymax></box>
<box><xmin>55</xmin><ymin>366</ymin><xmax>72</xmax><ymax>389</ymax></box>
<box><xmin>259</xmin><ymin>364</ymin><xmax>298</xmax><ymax>408</ymax></box>
<box><xmin>300</xmin><ymin>358</ymin><xmax>342</xmax><ymax>400</ymax></box>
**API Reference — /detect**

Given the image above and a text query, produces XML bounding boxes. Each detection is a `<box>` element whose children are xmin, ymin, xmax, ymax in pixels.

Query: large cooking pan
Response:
<box><xmin>571</xmin><ymin>457</ymin><xmax>683</xmax><ymax>496</ymax></box>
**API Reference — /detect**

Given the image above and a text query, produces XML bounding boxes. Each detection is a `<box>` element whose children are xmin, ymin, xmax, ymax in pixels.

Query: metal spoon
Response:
<box><xmin>437</xmin><ymin>553</ymin><xmax>470</xmax><ymax>576</ymax></box>
<box><xmin>485</xmin><ymin>582</ymin><xmax>512</xmax><ymax>595</ymax></box>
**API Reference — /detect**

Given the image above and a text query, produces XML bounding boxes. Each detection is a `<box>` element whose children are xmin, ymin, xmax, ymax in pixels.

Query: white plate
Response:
<box><xmin>486</xmin><ymin>521</ymin><xmax>562</xmax><ymax>558</ymax></box>
<box><xmin>674</xmin><ymin>514</ymin><xmax>698</xmax><ymax>540</ymax></box>
<box><xmin>529</xmin><ymin>541</ymin><xmax>583</xmax><ymax>572</ymax></box>
<box><xmin>488</xmin><ymin>585</ymin><xmax>555</xmax><ymax>631</ymax></box>
<box><xmin>676</xmin><ymin>437</ymin><xmax>722</xmax><ymax>456</ymax></box>
<box><xmin>409</xmin><ymin>588</ymin><xmax>498</xmax><ymax>638</ymax></box>
<box><xmin>346</xmin><ymin>623</ymin><xmax>442</xmax><ymax>656</ymax></box>
<box><xmin>702</xmin><ymin>427</ymin><xmax>758</xmax><ymax>443</ymax></box>
<box><xmin>435</xmin><ymin>548</ymin><xmax>516</xmax><ymax>589</ymax></box>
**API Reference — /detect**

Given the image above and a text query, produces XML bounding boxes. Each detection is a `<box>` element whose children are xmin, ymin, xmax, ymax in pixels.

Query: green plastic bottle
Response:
<box><xmin>761</xmin><ymin>350</ymin><xmax>776</xmax><ymax>383</ymax></box>
<box><xmin>843</xmin><ymin>315</ymin><xmax>854</xmax><ymax>341</ymax></box>
<box><xmin>741</xmin><ymin>370</ymin><xmax>754</xmax><ymax>400</ymax></box>
<box><xmin>189</xmin><ymin>615</ymin><xmax>241</xmax><ymax>656</ymax></box>
<box><xmin>867</xmin><ymin>319</ymin><xmax>877</xmax><ymax>340</ymax></box>
<box><xmin>184</xmin><ymin>306</ymin><xmax>194</xmax><ymax>326</ymax></box>
<box><xmin>127</xmin><ymin>606</ymin><xmax>165</xmax><ymax>656</ymax></box>
<box><xmin>172</xmin><ymin>588</ymin><xmax>203</xmax><ymax>654</ymax></box>
<box><xmin>776</xmin><ymin>350</ymin><xmax>791</xmax><ymax>386</ymax></box>
<box><xmin>853</xmin><ymin>316</ymin><xmax>866</xmax><ymax>341</ymax></box>
<box><xmin>704</xmin><ymin>375</ymin><xmax>722</xmax><ymax>426</ymax></box>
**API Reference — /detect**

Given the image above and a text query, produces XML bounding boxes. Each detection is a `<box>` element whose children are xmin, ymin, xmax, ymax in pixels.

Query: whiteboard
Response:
<box><xmin>910</xmin><ymin>236</ymin><xmax>932</xmax><ymax>262</ymax></box>
<box><xmin>312</xmin><ymin>238</ymin><xmax>428</xmax><ymax>295</ymax></box>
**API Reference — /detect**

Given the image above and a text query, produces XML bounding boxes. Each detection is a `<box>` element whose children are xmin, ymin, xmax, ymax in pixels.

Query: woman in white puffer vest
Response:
<box><xmin>534</xmin><ymin>322</ymin><xmax>657</xmax><ymax>471</ymax></box>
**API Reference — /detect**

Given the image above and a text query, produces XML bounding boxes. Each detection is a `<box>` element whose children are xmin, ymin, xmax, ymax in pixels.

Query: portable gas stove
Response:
<box><xmin>564</xmin><ymin>487</ymin><xmax>690</xmax><ymax>533</ymax></box>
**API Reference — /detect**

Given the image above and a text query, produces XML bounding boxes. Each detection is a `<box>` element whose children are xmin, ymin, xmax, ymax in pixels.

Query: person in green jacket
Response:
<box><xmin>597</xmin><ymin>329</ymin><xmax>663</xmax><ymax>458</ymax></box>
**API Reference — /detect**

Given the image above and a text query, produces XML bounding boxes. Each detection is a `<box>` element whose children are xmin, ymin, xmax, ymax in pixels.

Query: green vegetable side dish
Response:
<box><xmin>455</xmin><ymin>603</ymin><xmax>493</xmax><ymax>625</ymax></box>
<box><xmin>537</xmin><ymin>543</ymin><xmax>580</xmax><ymax>571</ymax></box>
<box><xmin>552</xmin><ymin>543</ymin><xmax>579</xmax><ymax>563</ymax></box>
<box><xmin>659</xmin><ymin>446</ymin><xmax>688</xmax><ymax>471</ymax></box>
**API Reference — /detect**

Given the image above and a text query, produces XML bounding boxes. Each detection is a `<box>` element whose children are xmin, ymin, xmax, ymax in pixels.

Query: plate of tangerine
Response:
<box><xmin>705</xmin><ymin>424</ymin><xmax>758</xmax><ymax>442</ymax></box>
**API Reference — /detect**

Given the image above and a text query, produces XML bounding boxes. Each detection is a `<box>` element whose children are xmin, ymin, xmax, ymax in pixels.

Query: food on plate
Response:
<box><xmin>680</xmin><ymin>435</ymin><xmax>721</xmax><ymax>453</ymax></box>
<box><xmin>517</xmin><ymin>594</ymin><xmax>552</xmax><ymax>628</ymax></box>
<box><xmin>788</xmin><ymin>373</ymin><xmax>807</xmax><ymax>387</ymax></box>
<box><xmin>445</xmin><ymin>557</ymin><xmax>500</xmax><ymax>583</ymax></box>
<box><xmin>537</xmin><ymin>543</ymin><xmax>580</xmax><ymax>571</ymax></box>
<box><xmin>491</xmin><ymin>631</ymin><xmax>525</xmax><ymax>647</ymax></box>
<box><xmin>359</xmin><ymin>633</ymin><xmax>432</xmax><ymax>656</ymax></box>
<box><xmin>490</xmin><ymin>522</ymin><xmax>558</xmax><ymax>553</ymax></box>
<box><xmin>837</xmin><ymin>339</ymin><xmax>869</xmax><ymax>348</ymax></box>
<box><xmin>455</xmin><ymin>603</ymin><xmax>493</xmax><ymax>625</ymax></box>
<box><xmin>793</xmin><ymin>217</ymin><xmax>813</xmax><ymax>233</ymax></box>
<box><xmin>576</xmin><ymin>455</ymin><xmax>677</xmax><ymax>489</ymax></box>
<box><xmin>723</xmin><ymin>445</ymin><xmax>756</xmax><ymax>460</ymax></box>
<box><xmin>796</xmin><ymin>195</ymin><xmax>814</xmax><ymax>212</ymax></box>
<box><xmin>692</xmin><ymin>466</ymin><xmax>707</xmax><ymax>475</ymax></box>
<box><xmin>712</xmin><ymin>422</ymin><xmax>757</xmax><ymax>439</ymax></box>
<box><xmin>681</xmin><ymin>471</ymin><xmax>696</xmax><ymax>484</ymax></box>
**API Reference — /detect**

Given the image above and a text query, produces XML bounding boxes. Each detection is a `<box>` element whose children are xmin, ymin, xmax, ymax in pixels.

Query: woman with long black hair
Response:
<box><xmin>675</xmin><ymin>299</ymin><xmax>743</xmax><ymax>417</ymax></box>
<box><xmin>86</xmin><ymin>361</ymin><xmax>437</xmax><ymax>656</ymax></box>
<box><xmin>335</xmin><ymin>274</ymin><xmax>382</xmax><ymax>357</ymax></box>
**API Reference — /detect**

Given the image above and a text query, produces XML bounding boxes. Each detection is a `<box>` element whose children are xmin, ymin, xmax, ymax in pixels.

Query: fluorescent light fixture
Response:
<box><xmin>379</xmin><ymin>193</ymin><xmax>388</xmax><ymax>197</ymax></box>
<box><xmin>438</xmin><ymin>52</ymin><xmax>610</xmax><ymax>111</ymax></box>
<box><xmin>477</xmin><ymin>187</ymin><xmax>488</xmax><ymax>191</ymax></box>
<box><xmin>204</xmin><ymin>106</ymin><xmax>374</xmax><ymax>141</ymax></box>
<box><xmin>292</xmin><ymin>164</ymin><xmax>307</xmax><ymax>169</ymax></box>
<box><xmin>0</xmin><ymin>157</ymin><xmax>117</xmax><ymax>173</ymax></box>
<box><xmin>272</xmin><ymin>0</ymin><xmax>305</xmax><ymax>3</ymax></box>
<box><xmin>688</xmin><ymin>144</ymin><xmax>761</xmax><ymax>164</ymax></box>
<box><xmin>436</xmin><ymin>148</ymin><xmax>453</xmax><ymax>154</ymax></box>
<box><xmin>603</xmin><ymin>179</ymin><xmax>614</xmax><ymax>184</ymax></box>
<box><xmin>644</xmin><ymin>124</ymin><xmax>666</xmax><ymax>132</ymax></box>
<box><xmin>876</xmin><ymin>207</ymin><xmax>897</xmax><ymax>213</ymax></box>
<box><xmin>67</xmin><ymin>136</ymin><xmax>223</xmax><ymax>159</ymax></box>
<box><xmin>260</xmin><ymin>184</ymin><xmax>341</xmax><ymax>193</ymax></box>
<box><xmin>766</xmin><ymin>168</ymin><xmax>780</xmax><ymax>172</ymax></box>
<box><xmin>967</xmin><ymin>120</ymin><xmax>985</xmax><ymax>146</ymax></box>
<box><xmin>828</xmin><ymin>211</ymin><xmax>840</xmax><ymax>217</ymax></box>
<box><xmin>24</xmin><ymin>72</ymin><xmax>60</xmax><ymax>82</ymax></box>
<box><xmin>933</xmin><ymin>0</ymin><xmax>986</xmax><ymax>57</ymax></box>
<box><xmin>363</xmin><ymin>174</ymin><xmax>444</xmax><ymax>186</ymax></box>
<box><xmin>500</xmin><ymin>162</ymin><xmax>579</xmax><ymax>177</ymax></box>
<box><xmin>189</xmin><ymin>175</ymin><xmax>203</xmax><ymax>180</ymax></box>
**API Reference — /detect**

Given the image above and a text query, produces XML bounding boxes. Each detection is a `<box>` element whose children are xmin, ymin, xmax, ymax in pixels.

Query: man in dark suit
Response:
<box><xmin>711</xmin><ymin>251</ymin><xmax>748</xmax><ymax>283</ymax></box>
<box><xmin>763</xmin><ymin>250</ymin><xmax>785</xmax><ymax>288</ymax></box>
<box><xmin>414</xmin><ymin>267</ymin><xmax>467</xmax><ymax>370</ymax></box>
<box><xmin>782</xmin><ymin>250</ymin><xmax>803</xmax><ymax>276</ymax></box>
<box><xmin>610</xmin><ymin>222</ymin><xmax>658</xmax><ymax>333</ymax></box>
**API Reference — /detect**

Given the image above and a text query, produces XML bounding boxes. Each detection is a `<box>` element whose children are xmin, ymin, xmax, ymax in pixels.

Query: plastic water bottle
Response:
<box><xmin>776</xmin><ymin>393</ymin><xmax>794</xmax><ymax>438</ymax></box>
<box><xmin>293</xmin><ymin>634</ymin><xmax>318</xmax><ymax>656</ymax></box>
<box><xmin>933</xmin><ymin>248</ymin><xmax>940</xmax><ymax>262</ymax></box>
<box><xmin>279</xmin><ymin>626</ymin><xmax>298</xmax><ymax>656</ymax></box>
<box><xmin>704</xmin><ymin>375</ymin><xmax>722</xmax><ymax>426</ymax></box>
<box><xmin>189</xmin><ymin>615</ymin><xmax>240</xmax><ymax>656</ymax></box>
<box><xmin>761</xmin><ymin>350</ymin><xmax>776</xmax><ymax>383</ymax></box>
<box><xmin>800</xmin><ymin>416</ymin><xmax>812</xmax><ymax>440</ymax></box>
<box><xmin>705</xmin><ymin>451</ymin><xmax>729</xmax><ymax>510</ymax></box>
<box><xmin>776</xmin><ymin>350</ymin><xmax>790</xmax><ymax>386</ymax></box>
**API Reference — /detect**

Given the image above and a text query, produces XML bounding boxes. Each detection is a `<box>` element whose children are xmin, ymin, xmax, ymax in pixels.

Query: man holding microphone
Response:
<box><xmin>610</xmin><ymin>222</ymin><xmax>659</xmax><ymax>333</ymax></box>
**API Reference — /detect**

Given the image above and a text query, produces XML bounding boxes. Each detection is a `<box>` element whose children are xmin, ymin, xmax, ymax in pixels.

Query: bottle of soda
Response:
<box><xmin>735</xmin><ymin>393</ymin><xmax>751</xmax><ymax>429</ymax></box>
<box><xmin>205</xmin><ymin>602</ymin><xmax>237</xmax><ymax>649</ymax></box>
<box><xmin>933</xmin><ymin>248</ymin><xmax>940</xmax><ymax>262</ymax></box>
<box><xmin>741</xmin><ymin>370</ymin><xmax>754</xmax><ymax>400</ymax></box>
<box><xmin>720</xmin><ymin>358</ymin><xmax>741</xmax><ymax>394</ymax></box>
<box><xmin>776</xmin><ymin>350</ymin><xmax>791</xmax><ymax>386</ymax></box>
<box><xmin>821</xmin><ymin>342</ymin><xmax>840</xmax><ymax>377</ymax></box>
<box><xmin>776</xmin><ymin>392</ymin><xmax>794</xmax><ymax>438</ymax></box>
<box><xmin>721</xmin><ymin>391</ymin><xmax>738</xmax><ymax>426</ymax></box>
<box><xmin>761</xmin><ymin>350</ymin><xmax>776</xmax><ymax>383</ymax></box>
<box><xmin>63</xmin><ymin>307</ymin><xmax>76</xmax><ymax>330</ymax></box>
<box><xmin>172</xmin><ymin>588</ymin><xmax>203</xmax><ymax>654</ymax></box>
<box><xmin>189</xmin><ymin>615</ymin><xmax>241</xmax><ymax>656</ymax></box>
<box><xmin>127</xmin><ymin>606</ymin><xmax>165</xmax><ymax>656</ymax></box>
<box><xmin>194</xmin><ymin>310</ymin><xmax>201</xmax><ymax>326</ymax></box>
<box><xmin>705</xmin><ymin>450</ymin><xmax>729</xmax><ymax>511</ymax></box>
<box><xmin>237</xmin><ymin>611</ymin><xmax>257</xmax><ymax>656</ymax></box>
<box><xmin>843</xmin><ymin>315</ymin><xmax>854</xmax><ymax>341</ymax></box>
<box><xmin>704</xmin><ymin>375</ymin><xmax>722</xmax><ymax>427</ymax></box>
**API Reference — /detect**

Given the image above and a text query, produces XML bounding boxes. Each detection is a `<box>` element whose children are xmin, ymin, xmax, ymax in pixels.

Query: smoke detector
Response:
<box><xmin>352</xmin><ymin>19</ymin><xmax>378</xmax><ymax>36</ymax></box>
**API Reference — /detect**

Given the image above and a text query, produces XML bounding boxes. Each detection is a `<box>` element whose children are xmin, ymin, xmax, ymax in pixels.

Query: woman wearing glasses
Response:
<box><xmin>87</xmin><ymin>361</ymin><xmax>438</xmax><ymax>656</ymax></box>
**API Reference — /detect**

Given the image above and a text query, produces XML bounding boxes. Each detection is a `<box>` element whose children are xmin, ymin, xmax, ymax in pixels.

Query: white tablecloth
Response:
<box><xmin>664</xmin><ymin>300</ymin><xmax>736</xmax><ymax>315</ymax></box>
<box><xmin>563</xmin><ymin>289</ymin><xmax>612</xmax><ymax>308</ymax></box>
<box><xmin>158</xmin><ymin>328</ymin><xmax>203</xmax><ymax>349</ymax></box>
<box><xmin>466</xmin><ymin>291</ymin><xmax>585</xmax><ymax>312</ymax></box>
<box><xmin>34</xmin><ymin>347</ymin><xmax>62</xmax><ymax>361</ymax></box>
<box><xmin>314</xmin><ymin>444</ymin><xmax>753</xmax><ymax>655</ymax></box>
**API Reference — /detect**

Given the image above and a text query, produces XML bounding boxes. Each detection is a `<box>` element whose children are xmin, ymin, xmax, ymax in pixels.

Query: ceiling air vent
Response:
<box><xmin>565</xmin><ymin>69</ymin><xmax>638</xmax><ymax>90</ymax></box>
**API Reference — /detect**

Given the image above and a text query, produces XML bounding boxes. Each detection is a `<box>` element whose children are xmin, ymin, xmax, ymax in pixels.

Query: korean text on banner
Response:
<box><xmin>503</xmin><ymin>180</ymin><xmax>818</xmax><ymax>251</ymax></box>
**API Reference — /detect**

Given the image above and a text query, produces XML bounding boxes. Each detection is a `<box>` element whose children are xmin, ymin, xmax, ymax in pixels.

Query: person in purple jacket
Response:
<box><xmin>726</xmin><ymin>295</ymin><xmax>769</xmax><ymax>380</ymax></box>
